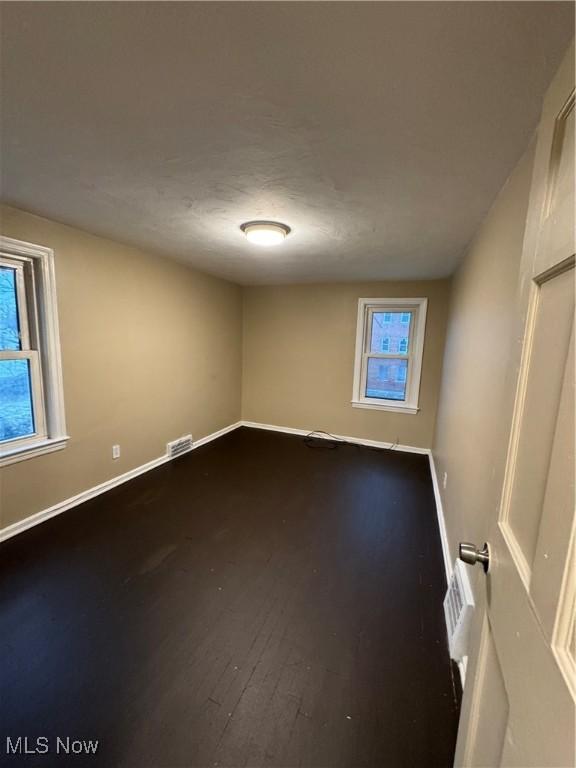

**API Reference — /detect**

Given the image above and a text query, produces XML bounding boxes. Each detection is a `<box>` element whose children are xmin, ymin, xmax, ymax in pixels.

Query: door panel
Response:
<box><xmin>538</xmin><ymin>93</ymin><xmax>574</xmax><ymax>271</ymax></box>
<box><xmin>467</xmin><ymin>619</ymin><xmax>509</xmax><ymax>768</ymax></box>
<box><xmin>531</xmin><ymin>319</ymin><xmax>575</xmax><ymax>640</ymax></box>
<box><xmin>491</xmin><ymin>522</ymin><xmax>574</xmax><ymax>767</ymax></box>
<box><xmin>506</xmin><ymin>266</ymin><xmax>574</xmax><ymax>578</ymax></box>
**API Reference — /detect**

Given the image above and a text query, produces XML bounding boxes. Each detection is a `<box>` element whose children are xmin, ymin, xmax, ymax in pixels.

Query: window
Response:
<box><xmin>352</xmin><ymin>298</ymin><xmax>428</xmax><ymax>414</ymax></box>
<box><xmin>0</xmin><ymin>237</ymin><xmax>67</xmax><ymax>466</ymax></box>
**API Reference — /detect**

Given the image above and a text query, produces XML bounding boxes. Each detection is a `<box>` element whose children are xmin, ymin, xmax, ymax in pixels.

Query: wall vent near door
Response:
<box><xmin>167</xmin><ymin>434</ymin><xmax>193</xmax><ymax>458</ymax></box>
<box><xmin>444</xmin><ymin>559</ymin><xmax>475</xmax><ymax>662</ymax></box>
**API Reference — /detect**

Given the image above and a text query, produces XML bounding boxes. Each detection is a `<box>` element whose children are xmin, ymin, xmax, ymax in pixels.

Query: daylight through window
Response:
<box><xmin>0</xmin><ymin>238</ymin><xmax>67</xmax><ymax>465</ymax></box>
<box><xmin>352</xmin><ymin>298</ymin><xmax>428</xmax><ymax>414</ymax></box>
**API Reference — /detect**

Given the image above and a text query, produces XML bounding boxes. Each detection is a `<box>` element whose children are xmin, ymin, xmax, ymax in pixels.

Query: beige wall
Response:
<box><xmin>0</xmin><ymin>206</ymin><xmax>243</xmax><ymax>529</ymax></box>
<box><xmin>432</xmin><ymin>142</ymin><xmax>535</xmax><ymax>566</ymax></box>
<box><xmin>242</xmin><ymin>280</ymin><xmax>451</xmax><ymax>449</ymax></box>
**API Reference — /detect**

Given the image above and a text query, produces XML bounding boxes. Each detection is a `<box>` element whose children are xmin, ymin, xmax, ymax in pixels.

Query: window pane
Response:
<box><xmin>0</xmin><ymin>359</ymin><xmax>35</xmax><ymax>441</ymax></box>
<box><xmin>370</xmin><ymin>311</ymin><xmax>412</xmax><ymax>354</ymax></box>
<box><xmin>365</xmin><ymin>357</ymin><xmax>408</xmax><ymax>401</ymax></box>
<box><xmin>0</xmin><ymin>267</ymin><xmax>21</xmax><ymax>350</ymax></box>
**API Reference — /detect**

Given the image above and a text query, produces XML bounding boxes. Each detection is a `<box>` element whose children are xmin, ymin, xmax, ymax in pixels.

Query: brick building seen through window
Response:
<box><xmin>366</xmin><ymin>311</ymin><xmax>411</xmax><ymax>400</ymax></box>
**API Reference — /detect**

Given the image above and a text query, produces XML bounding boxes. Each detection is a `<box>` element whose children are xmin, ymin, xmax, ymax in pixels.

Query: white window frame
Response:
<box><xmin>351</xmin><ymin>298</ymin><xmax>428</xmax><ymax>415</ymax></box>
<box><xmin>0</xmin><ymin>237</ymin><xmax>68</xmax><ymax>466</ymax></box>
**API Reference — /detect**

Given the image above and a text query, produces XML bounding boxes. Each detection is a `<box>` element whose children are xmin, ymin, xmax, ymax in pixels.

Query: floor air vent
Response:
<box><xmin>443</xmin><ymin>559</ymin><xmax>474</xmax><ymax>663</ymax></box>
<box><xmin>167</xmin><ymin>435</ymin><xmax>193</xmax><ymax>458</ymax></box>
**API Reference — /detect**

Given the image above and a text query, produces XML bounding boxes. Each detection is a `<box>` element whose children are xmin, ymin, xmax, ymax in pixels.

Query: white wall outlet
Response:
<box><xmin>112</xmin><ymin>444</ymin><xmax>121</xmax><ymax>460</ymax></box>
<box><xmin>442</xmin><ymin>471</ymin><xmax>448</xmax><ymax>490</ymax></box>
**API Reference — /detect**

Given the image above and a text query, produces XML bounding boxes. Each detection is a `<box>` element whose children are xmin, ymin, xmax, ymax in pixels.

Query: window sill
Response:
<box><xmin>351</xmin><ymin>400</ymin><xmax>419</xmax><ymax>415</ymax></box>
<box><xmin>0</xmin><ymin>436</ymin><xmax>69</xmax><ymax>467</ymax></box>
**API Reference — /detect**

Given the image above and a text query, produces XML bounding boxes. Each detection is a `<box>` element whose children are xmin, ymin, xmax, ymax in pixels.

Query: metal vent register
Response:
<box><xmin>444</xmin><ymin>559</ymin><xmax>474</xmax><ymax>664</ymax></box>
<box><xmin>167</xmin><ymin>435</ymin><xmax>193</xmax><ymax>458</ymax></box>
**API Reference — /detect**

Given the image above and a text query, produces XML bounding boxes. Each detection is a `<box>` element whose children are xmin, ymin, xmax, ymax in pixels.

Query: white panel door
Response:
<box><xmin>455</xmin><ymin>40</ymin><xmax>575</xmax><ymax>767</ymax></box>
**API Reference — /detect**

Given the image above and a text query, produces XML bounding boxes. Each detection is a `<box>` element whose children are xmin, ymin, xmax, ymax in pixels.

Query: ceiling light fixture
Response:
<box><xmin>240</xmin><ymin>220</ymin><xmax>290</xmax><ymax>246</ymax></box>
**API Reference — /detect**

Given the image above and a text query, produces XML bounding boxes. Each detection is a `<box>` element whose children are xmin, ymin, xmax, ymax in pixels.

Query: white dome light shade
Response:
<box><xmin>240</xmin><ymin>221</ymin><xmax>290</xmax><ymax>246</ymax></box>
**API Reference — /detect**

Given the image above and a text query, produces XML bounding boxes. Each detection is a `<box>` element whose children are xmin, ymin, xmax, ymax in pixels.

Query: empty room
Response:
<box><xmin>0</xmin><ymin>2</ymin><xmax>574</xmax><ymax>766</ymax></box>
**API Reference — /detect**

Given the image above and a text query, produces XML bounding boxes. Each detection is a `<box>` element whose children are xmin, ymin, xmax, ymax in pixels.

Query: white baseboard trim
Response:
<box><xmin>240</xmin><ymin>420</ymin><xmax>430</xmax><ymax>455</ymax></box>
<box><xmin>428</xmin><ymin>451</ymin><xmax>453</xmax><ymax>583</ymax></box>
<box><xmin>0</xmin><ymin>421</ymin><xmax>243</xmax><ymax>544</ymax></box>
<box><xmin>429</xmin><ymin>451</ymin><xmax>469</xmax><ymax>688</ymax></box>
<box><xmin>0</xmin><ymin>454</ymin><xmax>171</xmax><ymax>544</ymax></box>
<box><xmin>193</xmin><ymin>421</ymin><xmax>242</xmax><ymax>449</ymax></box>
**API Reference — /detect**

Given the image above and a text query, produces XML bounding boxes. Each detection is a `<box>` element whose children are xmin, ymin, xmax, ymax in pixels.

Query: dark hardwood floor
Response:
<box><xmin>0</xmin><ymin>427</ymin><xmax>460</xmax><ymax>767</ymax></box>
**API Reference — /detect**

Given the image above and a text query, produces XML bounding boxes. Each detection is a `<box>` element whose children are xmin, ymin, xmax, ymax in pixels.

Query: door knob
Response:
<box><xmin>459</xmin><ymin>542</ymin><xmax>490</xmax><ymax>573</ymax></box>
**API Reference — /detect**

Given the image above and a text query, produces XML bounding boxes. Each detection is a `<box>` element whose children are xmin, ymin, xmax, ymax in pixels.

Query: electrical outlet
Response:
<box><xmin>112</xmin><ymin>445</ymin><xmax>121</xmax><ymax>460</ymax></box>
<box><xmin>442</xmin><ymin>471</ymin><xmax>448</xmax><ymax>490</ymax></box>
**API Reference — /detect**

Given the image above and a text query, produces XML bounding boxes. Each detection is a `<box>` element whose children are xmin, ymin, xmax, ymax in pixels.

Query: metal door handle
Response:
<box><xmin>459</xmin><ymin>542</ymin><xmax>490</xmax><ymax>573</ymax></box>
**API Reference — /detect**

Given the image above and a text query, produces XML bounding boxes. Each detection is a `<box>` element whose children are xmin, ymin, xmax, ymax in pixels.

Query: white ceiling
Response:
<box><xmin>1</xmin><ymin>2</ymin><xmax>573</xmax><ymax>285</ymax></box>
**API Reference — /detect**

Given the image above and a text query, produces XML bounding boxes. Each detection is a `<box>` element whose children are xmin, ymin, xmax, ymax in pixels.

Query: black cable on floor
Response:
<box><xmin>303</xmin><ymin>429</ymin><xmax>398</xmax><ymax>452</ymax></box>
